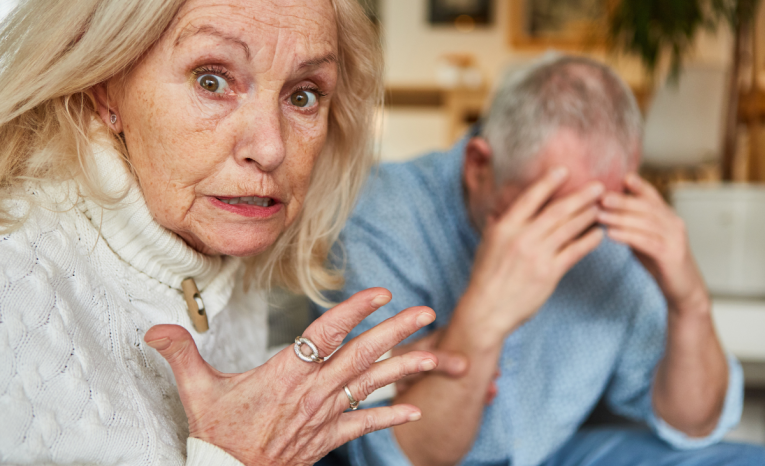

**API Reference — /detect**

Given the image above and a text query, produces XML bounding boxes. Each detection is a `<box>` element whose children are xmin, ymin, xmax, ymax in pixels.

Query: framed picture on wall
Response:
<box><xmin>429</xmin><ymin>0</ymin><xmax>493</xmax><ymax>26</ymax></box>
<box><xmin>509</xmin><ymin>0</ymin><xmax>613</xmax><ymax>49</ymax></box>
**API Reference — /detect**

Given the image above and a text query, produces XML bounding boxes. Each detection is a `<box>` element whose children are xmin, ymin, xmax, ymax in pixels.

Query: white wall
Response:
<box><xmin>378</xmin><ymin>108</ymin><xmax>449</xmax><ymax>161</ymax></box>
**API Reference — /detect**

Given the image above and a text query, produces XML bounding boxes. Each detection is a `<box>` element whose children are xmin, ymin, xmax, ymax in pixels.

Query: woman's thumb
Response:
<box><xmin>144</xmin><ymin>324</ymin><xmax>212</xmax><ymax>390</ymax></box>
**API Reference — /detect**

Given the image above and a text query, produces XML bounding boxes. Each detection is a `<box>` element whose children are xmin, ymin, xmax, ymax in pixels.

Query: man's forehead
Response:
<box><xmin>514</xmin><ymin>130</ymin><xmax>628</xmax><ymax>195</ymax></box>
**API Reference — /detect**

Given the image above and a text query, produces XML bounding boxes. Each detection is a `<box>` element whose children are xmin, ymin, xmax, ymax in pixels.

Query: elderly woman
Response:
<box><xmin>0</xmin><ymin>0</ymin><xmax>439</xmax><ymax>464</ymax></box>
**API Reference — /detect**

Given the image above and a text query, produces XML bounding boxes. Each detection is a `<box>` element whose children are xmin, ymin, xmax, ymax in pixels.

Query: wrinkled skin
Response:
<box><xmin>145</xmin><ymin>289</ymin><xmax>437</xmax><ymax>465</ymax></box>
<box><xmin>96</xmin><ymin>0</ymin><xmax>338</xmax><ymax>257</ymax></box>
<box><xmin>92</xmin><ymin>1</ymin><xmax>439</xmax><ymax>464</ymax></box>
<box><xmin>599</xmin><ymin>174</ymin><xmax>709</xmax><ymax>318</ymax></box>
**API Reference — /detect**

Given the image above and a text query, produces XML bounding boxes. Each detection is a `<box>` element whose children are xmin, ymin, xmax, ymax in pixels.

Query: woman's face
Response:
<box><xmin>107</xmin><ymin>0</ymin><xmax>338</xmax><ymax>256</ymax></box>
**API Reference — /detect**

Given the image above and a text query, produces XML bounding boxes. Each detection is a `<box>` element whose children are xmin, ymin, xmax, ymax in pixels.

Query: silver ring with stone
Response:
<box><xmin>344</xmin><ymin>385</ymin><xmax>359</xmax><ymax>410</ymax></box>
<box><xmin>294</xmin><ymin>336</ymin><xmax>325</xmax><ymax>363</ymax></box>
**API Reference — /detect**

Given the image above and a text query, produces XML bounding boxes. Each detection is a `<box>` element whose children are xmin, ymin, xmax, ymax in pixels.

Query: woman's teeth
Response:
<box><xmin>219</xmin><ymin>196</ymin><xmax>273</xmax><ymax>207</ymax></box>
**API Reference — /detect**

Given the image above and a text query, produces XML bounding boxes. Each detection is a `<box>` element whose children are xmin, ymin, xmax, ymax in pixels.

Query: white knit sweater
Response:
<box><xmin>0</xmin><ymin>146</ymin><xmax>269</xmax><ymax>465</ymax></box>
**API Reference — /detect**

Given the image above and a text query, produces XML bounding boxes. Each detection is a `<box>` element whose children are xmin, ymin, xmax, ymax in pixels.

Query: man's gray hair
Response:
<box><xmin>482</xmin><ymin>54</ymin><xmax>643</xmax><ymax>183</ymax></box>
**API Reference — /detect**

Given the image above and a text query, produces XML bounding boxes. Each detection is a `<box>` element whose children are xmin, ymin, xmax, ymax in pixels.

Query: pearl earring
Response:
<box><xmin>110</xmin><ymin>112</ymin><xmax>117</xmax><ymax>125</ymax></box>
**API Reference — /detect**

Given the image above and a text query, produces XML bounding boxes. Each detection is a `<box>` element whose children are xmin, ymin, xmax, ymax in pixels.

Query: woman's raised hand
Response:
<box><xmin>144</xmin><ymin>288</ymin><xmax>437</xmax><ymax>466</ymax></box>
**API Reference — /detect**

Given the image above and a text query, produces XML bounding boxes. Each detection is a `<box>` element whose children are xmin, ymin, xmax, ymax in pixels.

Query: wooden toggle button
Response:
<box><xmin>181</xmin><ymin>277</ymin><xmax>209</xmax><ymax>333</ymax></box>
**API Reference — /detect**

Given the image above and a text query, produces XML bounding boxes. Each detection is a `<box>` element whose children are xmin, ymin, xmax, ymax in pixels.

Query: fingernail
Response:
<box><xmin>551</xmin><ymin>167</ymin><xmax>568</xmax><ymax>180</ymax></box>
<box><xmin>416</xmin><ymin>312</ymin><xmax>435</xmax><ymax>328</ymax></box>
<box><xmin>420</xmin><ymin>359</ymin><xmax>437</xmax><ymax>371</ymax></box>
<box><xmin>408</xmin><ymin>411</ymin><xmax>422</xmax><ymax>422</ymax></box>
<box><xmin>371</xmin><ymin>294</ymin><xmax>391</xmax><ymax>308</ymax></box>
<box><xmin>145</xmin><ymin>338</ymin><xmax>171</xmax><ymax>351</ymax></box>
<box><xmin>590</xmin><ymin>184</ymin><xmax>604</xmax><ymax>196</ymax></box>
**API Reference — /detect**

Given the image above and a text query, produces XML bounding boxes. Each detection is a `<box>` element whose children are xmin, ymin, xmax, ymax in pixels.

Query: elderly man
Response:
<box><xmin>316</xmin><ymin>55</ymin><xmax>765</xmax><ymax>466</ymax></box>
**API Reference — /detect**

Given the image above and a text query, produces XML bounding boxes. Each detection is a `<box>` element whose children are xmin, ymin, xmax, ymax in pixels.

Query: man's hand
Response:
<box><xmin>599</xmin><ymin>174</ymin><xmax>729</xmax><ymax>437</ymax></box>
<box><xmin>393</xmin><ymin>168</ymin><xmax>605</xmax><ymax>466</ymax></box>
<box><xmin>392</xmin><ymin>330</ymin><xmax>500</xmax><ymax>404</ymax></box>
<box><xmin>458</xmin><ymin>167</ymin><xmax>605</xmax><ymax>348</ymax></box>
<box><xmin>598</xmin><ymin>173</ymin><xmax>710</xmax><ymax>315</ymax></box>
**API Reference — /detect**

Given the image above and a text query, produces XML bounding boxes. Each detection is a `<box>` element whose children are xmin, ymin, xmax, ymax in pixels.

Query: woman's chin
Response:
<box><xmin>180</xmin><ymin>226</ymin><xmax>283</xmax><ymax>258</ymax></box>
<box><xmin>206</xmin><ymin>235</ymin><xmax>280</xmax><ymax>257</ymax></box>
<box><xmin>216</xmin><ymin>241</ymin><xmax>276</xmax><ymax>258</ymax></box>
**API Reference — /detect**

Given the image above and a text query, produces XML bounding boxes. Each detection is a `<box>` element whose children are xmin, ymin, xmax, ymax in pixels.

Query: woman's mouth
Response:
<box><xmin>217</xmin><ymin>196</ymin><xmax>274</xmax><ymax>207</ymax></box>
<box><xmin>211</xmin><ymin>195</ymin><xmax>283</xmax><ymax>218</ymax></box>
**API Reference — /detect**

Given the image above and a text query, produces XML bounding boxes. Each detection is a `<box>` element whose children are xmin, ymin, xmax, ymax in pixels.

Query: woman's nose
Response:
<box><xmin>234</xmin><ymin>102</ymin><xmax>286</xmax><ymax>173</ymax></box>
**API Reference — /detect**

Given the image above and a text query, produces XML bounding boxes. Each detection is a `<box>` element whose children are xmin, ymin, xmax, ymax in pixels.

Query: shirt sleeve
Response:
<box><xmin>646</xmin><ymin>353</ymin><xmax>744</xmax><ymax>449</ymax></box>
<box><xmin>604</xmin><ymin>262</ymin><xmax>744</xmax><ymax>449</ymax></box>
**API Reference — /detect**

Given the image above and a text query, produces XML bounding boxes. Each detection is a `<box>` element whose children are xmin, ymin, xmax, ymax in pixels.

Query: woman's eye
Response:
<box><xmin>290</xmin><ymin>89</ymin><xmax>319</xmax><ymax>108</ymax></box>
<box><xmin>196</xmin><ymin>74</ymin><xmax>229</xmax><ymax>94</ymax></box>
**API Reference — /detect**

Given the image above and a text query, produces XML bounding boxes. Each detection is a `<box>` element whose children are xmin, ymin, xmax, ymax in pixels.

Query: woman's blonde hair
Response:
<box><xmin>0</xmin><ymin>0</ymin><xmax>382</xmax><ymax>306</ymax></box>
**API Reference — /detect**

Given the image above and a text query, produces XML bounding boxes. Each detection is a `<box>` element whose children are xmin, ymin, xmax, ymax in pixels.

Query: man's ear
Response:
<box><xmin>463</xmin><ymin>137</ymin><xmax>494</xmax><ymax>194</ymax></box>
<box><xmin>630</xmin><ymin>143</ymin><xmax>642</xmax><ymax>172</ymax></box>
<box><xmin>92</xmin><ymin>82</ymin><xmax>123</xmax><ymax>133</ymax></box>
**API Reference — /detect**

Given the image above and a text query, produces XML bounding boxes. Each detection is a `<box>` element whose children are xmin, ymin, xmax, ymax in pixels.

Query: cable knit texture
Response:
<box><xmin>0</xmin><ymin>145</ymin><xmax>267</xmax><ymax>465</ymax></box>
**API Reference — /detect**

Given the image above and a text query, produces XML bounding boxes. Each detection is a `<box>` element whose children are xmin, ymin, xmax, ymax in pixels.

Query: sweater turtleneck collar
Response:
<box><xmin>75</xmin><ymin>144</ymin><xmax>241</xmax><ymax>314</ymax></box>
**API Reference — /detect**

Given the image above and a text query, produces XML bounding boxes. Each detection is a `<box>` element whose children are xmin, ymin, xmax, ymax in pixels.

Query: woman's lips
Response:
<box><xmin>210</xmin><ymin>196</ymin><xmax>283</xmax><ymax>218</ymax></box>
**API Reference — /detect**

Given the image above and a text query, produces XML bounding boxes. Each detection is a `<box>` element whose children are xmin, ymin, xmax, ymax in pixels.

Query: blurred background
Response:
<box><xmin>363</xmin><ymin>0</ymin><xmax>765</xmax><ymax>446</ymax></box>
<box><xmin>2</xmin><ymin>0</ymin><xmax>764</xmax><ymax>447</ymax></box>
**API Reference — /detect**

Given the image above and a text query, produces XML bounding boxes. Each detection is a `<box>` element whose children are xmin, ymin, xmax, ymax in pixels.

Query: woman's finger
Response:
<box><xmin>325</xmin><ymin>306</ymin><xmax>436</xmax><ymax>386</ymax></box>
<box><xmin>393</xmin><ymin>350</ymin><xmax>468</xmax><ymax>395</ymax></box>
<box><xmin>502</xmin><ymin>167</ymin><xmax>569</xmax><ymax>225</ymax></box>
<box><xmin>394</xmin><ymin>348</ymin><xmax>468</xmax><ymax>395</ymax></box>
<box><xmin>425</xmin><ymin>349</ymin><xmax>468</xmax><ymax>377</ymax></box>
<box><xmin>300</xmin><ymin>287</ymin><xmax>392</xmax><ymax>360</ymax></box>
<box><xmin>333</xmin><ymin>404</ymin><xmax>422</xmax><ymax>447</ymax></box>
<box><xmin>337</xmin><ymin>351</ymin><xmax>437</xmax><ymax>412</ymax></box>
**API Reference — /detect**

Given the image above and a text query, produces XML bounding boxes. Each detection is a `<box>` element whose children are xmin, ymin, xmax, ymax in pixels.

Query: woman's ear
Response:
<box><xmin>92</xmin><ymin>82</ymin><xmax>123</xmax><ymax>133</ymax></box>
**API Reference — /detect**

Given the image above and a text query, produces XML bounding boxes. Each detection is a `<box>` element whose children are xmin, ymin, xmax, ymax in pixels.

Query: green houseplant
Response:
<box><xmin>609</xmin><ymin>0</ymin><xmax>761</xmax><ymax>180</ymax></box>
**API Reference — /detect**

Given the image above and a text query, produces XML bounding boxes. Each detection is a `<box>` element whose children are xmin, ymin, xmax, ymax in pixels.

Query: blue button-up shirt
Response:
<box><xmin>314</xmin><ymin>140</ymin><xmax>743</xmax><ymax>466</ymax></box>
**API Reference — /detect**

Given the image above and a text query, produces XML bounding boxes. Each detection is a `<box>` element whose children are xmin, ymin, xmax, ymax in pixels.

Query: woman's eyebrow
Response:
<box><xmin>174</xmin><ymin>24</ymin><xmax>250</xmax><ymax>60</ymax></box>
<box><xmin>298</xmin><ymin>53</ymin><xmax>338</xmax><ymax>70</ymax></box>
